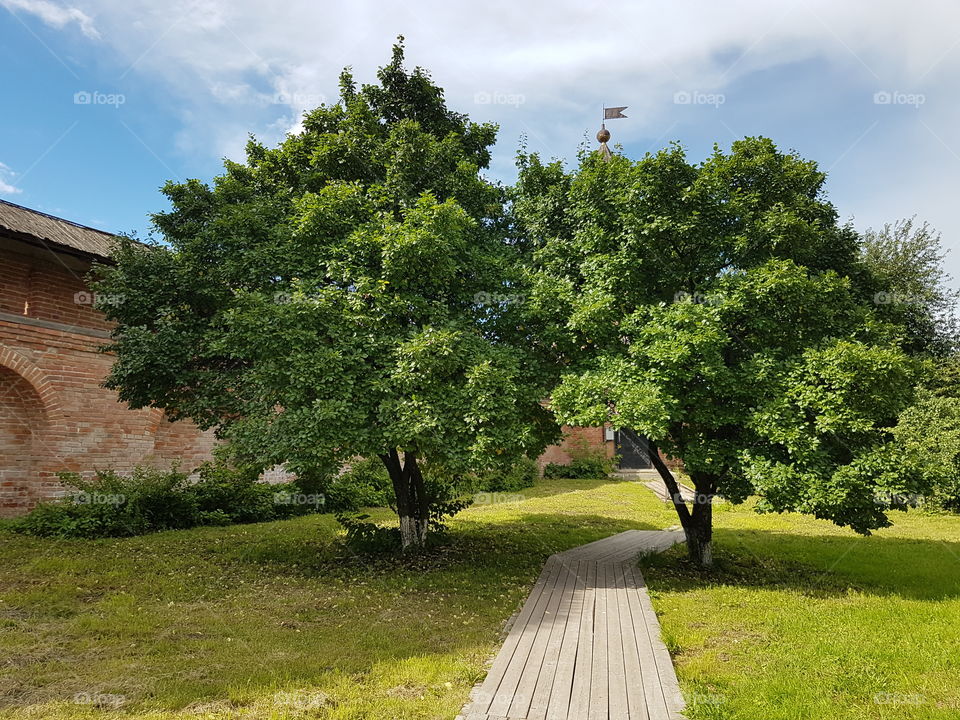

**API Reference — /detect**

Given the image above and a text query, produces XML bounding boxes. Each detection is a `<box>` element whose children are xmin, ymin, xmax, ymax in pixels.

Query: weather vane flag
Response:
<box><xmin>597</xmin><ymin>105</ymin><xmax>627</xmax><ymax>161</ymax></box>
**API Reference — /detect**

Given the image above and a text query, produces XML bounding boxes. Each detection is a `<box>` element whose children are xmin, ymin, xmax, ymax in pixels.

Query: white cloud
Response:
<box><xmin>9</xmin><ymin>0</ymin><xmax>960</xmax><ymax>281</ymax></box>
<box><xmin>0</xmin><ymin>162</ymin><xmax>23</xmax><ymax>195</ymax></box>
<box><xmin>1</xmin><ymin>0</ymin><xmax>100</xmax><ymax>39</ymax></box>
<box><xmin>53</xmin><ymin>1</ymin><xmax>958</xmax><ymax>158</ymax></box>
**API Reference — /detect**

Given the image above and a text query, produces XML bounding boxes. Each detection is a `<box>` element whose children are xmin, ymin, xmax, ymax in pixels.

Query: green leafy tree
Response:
<box><xmin>894</xmin><ymin>391</ymin><xmax>960</xmax><ymax>512</ymax></box>
<box><xmin>859</xmin><ymin>218</ymin><xmax>958</xmax><ymax>356</ymax></box>
<box><xmin>93</xmin><ymin>41</ymin><xmax>558</xmax><ymax>549</ymax></box>
<box><xmin>513</xmin><ymin>139</ymin><xmax>923</xmax><ymax>565</ymax></box>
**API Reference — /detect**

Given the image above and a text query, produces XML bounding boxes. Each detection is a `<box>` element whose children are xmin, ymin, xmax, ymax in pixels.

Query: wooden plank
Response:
<box><xmin>588</xmin><ymin>563</ymin><xmax>609</xmax><ymax>720</ymax></box>
<box><xmin>605</xmin><ymin>532</ymin><xmax>683</xmax><ymax>564</ymax></box>
<box><xmin>545</xmin><ymin>561</ymin><xmax>587</xmax><ymax>720</ymax></box>
<box><xmin>473</xmin><ymin>558</ymin><xmax>562</xmax><ymax>715</ymax></box>
<box><xmin>486</xmin><ymin>558</ymin><xmax>566</xmax><ymax>717</ymax></box>
<box><xmin>567</xmin><ymin>560</ymin><xmax>596</xmax><ymax>720</ymax></box>
<box><xmin>528</xmin><ymin>560</ymin><xmax>581</xmax><ymax>719</ymax></box>
<box><xmin>616</xmin><ymin>563</ymin><xmax>649</xmax><ymax>720</ymax></box>
<box><xmin>606</xmin><ymin>563</ymin><xmax>630</xmax><ymax>720</ymax></box>
<box><xmin>560</xmin><ymin>531</ymin><xmax>638</xmax><ymax>560</ymax></box>
<box><xmin>624</xmin><ymin>564</ymin><xmax>670</xmax><ymax>719</ymax></box>
<box><xmin>506</xmin><ymin>560</ymin><xmax>573</xmax><ymax>718</ymax></box>
<box><xmin>583</xmin><ymin>532</ymin><xmax>644</xmax><ymax>562</ymax></box>
<box><xmin>632</xmin><ymin>566</ymin><xmax>686</xmax><ymax>718</ymax></box>
<box><xmin>460</xmin><ymin>531</ymin><xmax>688</xmax><ymax>720</ymax></box>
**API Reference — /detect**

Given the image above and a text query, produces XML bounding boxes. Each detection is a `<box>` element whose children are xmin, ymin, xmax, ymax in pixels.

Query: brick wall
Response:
<box><xmin>0</xmin><ymin>238</ymin><xmax>215</xmax><ymax>517</ymax></box>
<box><xmin>536</xmin><ymin>425</ymin><xmax>683</xmax><ymax>472</ymax></box>
<box><xmin>536</xmin><ymin>425</ymin><xmax>615</xmax><ymax>469</ymax></box>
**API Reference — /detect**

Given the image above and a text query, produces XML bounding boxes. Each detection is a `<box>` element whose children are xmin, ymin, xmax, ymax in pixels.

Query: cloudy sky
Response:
<box><xmin>2</xmin><ymin>0</ymin><xmax>959</xmax><ymax>284</ymax></box>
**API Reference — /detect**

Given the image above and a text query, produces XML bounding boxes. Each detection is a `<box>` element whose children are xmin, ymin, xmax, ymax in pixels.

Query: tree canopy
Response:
<box><xmin>859</xmin><ymin>218</ymin><xmax>958</xmax><ymax>356</ymax></box>
<box><xmin>513</xmin><ymin>140</ymin><xmax>924</xmax><ymax>564</ymax></box>
<box><xmin>93</xmin><ymin>40</ymin><xmax>558</xmax><ymax>549</ymax></box>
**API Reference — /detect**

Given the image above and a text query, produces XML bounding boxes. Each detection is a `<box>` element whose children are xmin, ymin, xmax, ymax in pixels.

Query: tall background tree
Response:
<box><xmin>858</xmin><ymin>219</ymin><xmax>960</xmax><ymax>513</ymax></box>
<box><xmin>93</xmin><ymin>41</ymin><xmax>558</xmax><ymax>549</ymax></box>
<box><xmin>513</xmin><ymin>139</ymin><xmax>923</xmax><ymax>565</ymax></box>
<box><xmin>859</xmin><ymin>218</ymin><xmax>958</xmax><ymax>357</ymax></box>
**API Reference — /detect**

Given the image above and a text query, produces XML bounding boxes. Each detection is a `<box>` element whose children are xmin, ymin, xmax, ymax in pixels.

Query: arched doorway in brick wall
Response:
<box><xmin>0</xmin><ymin>365</ymin><xmax>47</xmax><ymax>516</ymax></box>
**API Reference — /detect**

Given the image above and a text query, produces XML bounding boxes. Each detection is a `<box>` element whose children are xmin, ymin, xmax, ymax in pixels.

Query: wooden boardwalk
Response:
<box><xmin>459</xmin><ymin>530</ymin><xmax>687</xmax><ymax>720</ymax></box>
<box><xmin>642</xmin><ymin>480</ymin><xmax>696</xmax><ymax>505</ymax></box>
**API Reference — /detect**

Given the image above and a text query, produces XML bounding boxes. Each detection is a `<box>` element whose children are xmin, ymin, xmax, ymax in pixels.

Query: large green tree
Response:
<box><xmin>513</xmin><ymin>140</ymin><xmax>924</xmax><ymax>565</ymax></box>
<box><xmin>93</xmin><ymin>42</ymin><xmax>557</xmax><ymax>549</ymax></box>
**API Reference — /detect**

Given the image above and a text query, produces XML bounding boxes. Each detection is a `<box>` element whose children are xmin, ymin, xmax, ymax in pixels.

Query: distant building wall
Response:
<box><xmin>536</xmin><ymin>425</ymin><xmax>615</xmax><ymax>469</ymax></box>
<box><xmin>536</xmin><ymin>423</ymin><xmax>683</xmax><ymax>472</ymax></box>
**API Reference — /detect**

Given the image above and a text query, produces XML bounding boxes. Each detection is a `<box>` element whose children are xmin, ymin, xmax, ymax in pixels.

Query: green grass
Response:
<box><xmin>641</xmin><ymin>498</ymin><xmax>960</xmax><ymax>720</ymax></box>
<box><xmin>1</xmin><ymin>477</ymin><xmax>958</xmax><ymax>719</ymax></box>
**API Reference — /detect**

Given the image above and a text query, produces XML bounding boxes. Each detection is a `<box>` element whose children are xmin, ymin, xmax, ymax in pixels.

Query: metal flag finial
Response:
<box><xmin>597</xmin><ymin>106</ymin><xmax>627</xmax><ymax>161</ymax></box>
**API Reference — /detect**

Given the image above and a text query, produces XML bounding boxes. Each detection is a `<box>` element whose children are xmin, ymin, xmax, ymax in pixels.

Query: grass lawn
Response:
<box><xmin>1</xmin><ymin>477</ymin><xmax>958</xmax><ymax>719</ymax></box>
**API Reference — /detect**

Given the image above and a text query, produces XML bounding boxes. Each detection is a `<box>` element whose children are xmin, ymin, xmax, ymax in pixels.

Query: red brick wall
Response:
<box><xmin>0</xmin><ymin>239</ymin><xmax>215</xmax><ymax>517</ymax></box>
<box><xmin>536</xmin><ymin>425</ymin><xmax>615</xmax><ymax>470</ymax></box>
<box><xmin>536</xmin><ymin>425</ymin><xmax>683</xmax><ymax>472</ymax></box>
<box><xmin>0</xmin><ymin>249</ymin><xmax>111</xmax><ymax>331</ymax></box>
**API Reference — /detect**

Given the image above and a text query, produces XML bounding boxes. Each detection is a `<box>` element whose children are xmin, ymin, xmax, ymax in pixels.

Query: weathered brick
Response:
<box><xmin>0</xmin><ymin>236</ymin><xmax>215</xmax><ymax>517</ymax></box>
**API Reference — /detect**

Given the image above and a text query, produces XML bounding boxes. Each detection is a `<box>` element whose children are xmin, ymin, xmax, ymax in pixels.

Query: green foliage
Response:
<box><xmin>11</xmin><ymin>465</ymin><xmax>318</xmax><ymax>539</ymax></box>
<box><xmin>515</xmin><ymin>138</ymin><xmax>923</xmax><ymax>536</ymax></box>
<box><xmin>334</xmin><ymin>512</ymin><xmax>402</xmax><ymax>553</ymax></box>
<box><xmin>335</xmin><ymin>497</ymin><xmax>471</xmax><ymax>553</ymax></box>
<box><xmin>921</xmin><ymin>353</ymin><xmax>960</xmax><ymax>398</ymax></box>
<box><xmin>476</xmin><ymin>456</ymin><xmax>539</xmax><ymax>492</ymax></box>
<box><xmin>91</xmin><ymin>40</ymin><xmax>559</xmax><ymax>546</ymax></box>
<box><xmin>542</xmin><ymin>439</ymin><xmax>614</xmax><ymax>479</ymax></box>
<box><xmin>859</xmin><ymin>218</ymin><xmax>958</xmax><ymax>356</ymax></box>
<box><xmin>315</xmin><ymin>455</ymin><xmax>538</xmax><ymax>513</ymax></box>
<box><xmin>542</xmin><ymin>458</ymin><xmax>608</xmax><ymax>480</ymax></box>
<box><xmin>326</xmin><ymin>458</ymin><xmax>395</xmax><ymax>510</ymax></box>
<box><xmin>895</xmin><ymin>390</ymin><xmax>960</xmax><ymax>512</ymax></box>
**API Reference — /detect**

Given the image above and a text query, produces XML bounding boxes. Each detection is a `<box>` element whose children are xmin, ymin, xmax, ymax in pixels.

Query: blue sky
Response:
<box><xmin>2</xmin><ymin>0</ymin><xmax>959</xmax><ymax>285</ymax></box>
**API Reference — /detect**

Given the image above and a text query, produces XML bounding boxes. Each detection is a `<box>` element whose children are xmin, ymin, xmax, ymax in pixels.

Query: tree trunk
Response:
<box><xmin>380</xmin><ymin>449</ymin><xmax>429</xmax><ymax>550</ymax></box>
<box><xmin>649</xmin><ymin>443</ymin><xmax>715</xmax><ymax>567</ymax></box>
<box><xmin>685</xmin><ymin>475</ymin><xmax>714</xmax><ymax>567</ymax></box>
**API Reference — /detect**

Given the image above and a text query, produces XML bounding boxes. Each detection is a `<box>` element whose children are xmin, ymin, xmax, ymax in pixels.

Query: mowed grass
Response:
<box><xmin>1</xmin><ymin>477</ymin><xmax>958</xmax><ymax>719</ymax></box>
<box><xmin>0</xmin><ymin>478</ymin><xmax>671</xmax><ymax>719</ymax></box>
<box><xmin>641</xmin><ymin>497</ymin><xmax>960</xmax><ymax>720</ymax></box>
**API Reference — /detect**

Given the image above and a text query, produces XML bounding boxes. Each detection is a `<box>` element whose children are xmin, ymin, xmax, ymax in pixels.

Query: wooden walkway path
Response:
<box><xmin>642</xmin><ymin>481</ymin><xmax>696</xmax><ymax>505</ymax></box>
<box><xmin>459</xmin><ymin>530</ymin><xmax>687</xmax><ymax>720</ymax></box>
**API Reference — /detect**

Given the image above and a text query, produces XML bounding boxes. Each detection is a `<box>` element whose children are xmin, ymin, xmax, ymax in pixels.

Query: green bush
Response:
<box><xmin>335</xmin><ymin>491</ymin><xmax>472</xmax><ymax>553</ymax></box>
<box><xmin>12</xmin><ymin>465</ymin><xmax>321</xmax><ymax>539</ymax></box>
<box><xmin>895</xmin><ymin>391</ymin><xmax>960</xmax><ymax>512</ymax></box>
<box><xmin>542</xmin><ymin>439</ymin><xmax>615</xmax><ymax>480</ymax></box>
<box><xmin>542</xmin><ymin>456</ymin><xmax>612</xmax><ymax>480</ymax></box>
<box><xmin>477</xmin><ymin>456</ymin><xmax>539</xmax><ymax>492</ymax></box>
<box><xmin>324</xmin><ymin>456</ymin><xmax>538</xmax><ymax>511</ymax></box>
<box><xmin>325</xmin><ymin>458</ymin><xmax>395</xmax><ymax>510</ymax></box>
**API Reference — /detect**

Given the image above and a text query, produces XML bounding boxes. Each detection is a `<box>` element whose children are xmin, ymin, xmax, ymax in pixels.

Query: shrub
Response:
<box><xmin>325</xmin><ymin>456</ymin><xmax>538</xmax><ymax>511</ymax></box>
<box><xmin>335</xmin><ymin>493</ymin><xmax>471</xmax><ymax>553</ymax></box>
<box><xmin>542</xmin><ymin>437</ymin><xmax>615</xmax><ymax>479</ymax></box>
<box><xmin>542</xmin><ymin>455</ymin><xmax>611</xmax><ymax>479</ymax></box>
<box><xmin>12</xmin><ymin>464</ymin><xmax>322</xmax><ymax>539</ymax></box>
<box><xmin>895</xmin><ymin>392</ymin><xmax>960</xmax><ymax>512</ymax></box>
<box><xmin>190</xmin><ymin>463</ymin><xmax>321</xmax><ymax>523</ymax></box>
<box><xmin>13</xmin><ymin>466</ymin><xmax>195</xmax><ymax>538</ymax></box>
<box><xmin>477</xmin><ymin>456</ymin><xmax>539</xmax><ymax>492</ymax></box>
<box><xmin>325</xmin><ymin>458</ymin><xmax>394</xmax><ymax>510</ymax></box>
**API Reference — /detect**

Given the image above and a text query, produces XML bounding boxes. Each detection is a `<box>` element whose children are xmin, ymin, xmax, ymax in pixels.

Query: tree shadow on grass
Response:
<box><xmin>5</xmin><ymin>511</ymin><xmax>958</xmax><ymax>715</ymax></box>
<box><xmin>639</xmin><ymin>526</ymin><xmax>960</xmax><ymax>601</ymax></box>
<box><xmin>231</xmin><ymin>511</ymin><xmax>666</xmax><ymax>581</ymax></box>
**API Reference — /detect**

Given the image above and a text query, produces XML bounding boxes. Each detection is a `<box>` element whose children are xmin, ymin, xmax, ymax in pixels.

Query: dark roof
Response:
<box><xmin>0</xmin><ymin>198</ymin><xmax>117</xmax><ymax>259</ymax></box>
